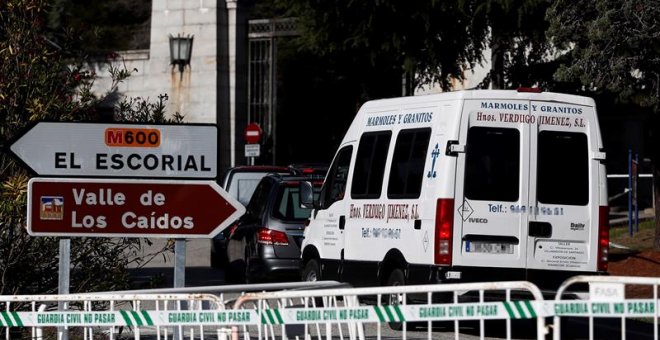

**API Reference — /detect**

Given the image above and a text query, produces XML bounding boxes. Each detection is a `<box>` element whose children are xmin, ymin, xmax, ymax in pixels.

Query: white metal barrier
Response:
<box><xmin>4</xmin><ymin>276</ymin><xmax>660</xmax><ymax>339</ymax></box>
<box><xmin>552</xmin><ymin>275</ymin><xmax>660</xmax><ymax>340</ymax></box>
<box><xmin>0</xmin><ymin>293</ymin><xmax>229</xmax><ymax>340</ymax></box>
<box><xmin>231</xmin><ymin>281</ymin><xmax>547</xmax><ymax>340</ymax></box>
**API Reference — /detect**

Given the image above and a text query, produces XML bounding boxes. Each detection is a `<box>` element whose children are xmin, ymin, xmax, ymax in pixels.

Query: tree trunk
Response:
<box><xmin>490</xmin><ymin>32</ymin><xmax>506</xmax><ymax>89</ymax></box>
<box><xmin>653</xmin><ymin>76</ymin><xmax>659</xmax><ymax>249</ymax></box>
<box><xmin>654</xmin><ymin>165</ymin><xmax>660</xmax><ymax>249</ymax></box>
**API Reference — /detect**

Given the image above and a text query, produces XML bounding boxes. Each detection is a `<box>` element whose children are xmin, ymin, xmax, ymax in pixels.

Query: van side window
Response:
<box><xmin>320</xmin><ymin>146</ymin><xmax>353</xmax><ymax>208</ymax></box>
<box><xmin>388</xmin><ymin>128</ymin><xmax>431</xmax><ymax>198</ymax></box>
<box><xmin>351</xmin><ymin>131</ymin><xmax>392</xmax><ymax>199</ymax></box>
<box><xmin>465</xmin><ymin>127</ymin><xmax>520</xmax><ymax>201</ymax></box>
<box><xmin>537</xmin><ymin>131</ymin><xmax>588</xmax><ymax>205</ymax></box>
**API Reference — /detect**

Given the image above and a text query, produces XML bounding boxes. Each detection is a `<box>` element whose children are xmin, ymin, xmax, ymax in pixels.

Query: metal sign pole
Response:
<box><xmin>174</xmin><ymin>239</ymin><xmax>186</xmax><ymax>288</ymax></box>
<box><xmin>635</xmin><ymin>153</ymin><xmax>640</xmax><ymax>233</ymax></box>
<box><xmin>174</xmin><ymin>239</ymin><xmax>186</xmax><ymax>339</ymax></box>
<box><xmin>628</xmin><ymin>149</ymin><xmax>633</xmax><ymax>236</ymax></box>
<box><xmin>58</xmin><ymin>238</ymin><xmax>70</xmax><ymax>340</ymax></box>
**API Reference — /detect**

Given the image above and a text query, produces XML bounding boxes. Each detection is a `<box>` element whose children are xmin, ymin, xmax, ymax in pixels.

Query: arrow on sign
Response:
<box><xmin>8</xmin><ymin>122</ymin><xmax>217</xmax><ymax>178</ymax></box>
<box><xmin>27</xmin><ymin>178</ymin><xmax>245</xmax><ymax>238</ymax></box>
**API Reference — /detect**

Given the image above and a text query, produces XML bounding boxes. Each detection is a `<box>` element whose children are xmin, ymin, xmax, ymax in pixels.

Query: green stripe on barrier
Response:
<box><xmin>503</xmin><ymin>302</ymin><xmax>516</xmax><ymax>318</ymax></box>
<box><xmin>261</xmin><ymin>313</ymin><xmax>267</xmax><ymax>325</ymax></box>
<box><xmin>131</xmin><ymin>311</ymin><xmax>144</xmax><ymax>326</ymax></box>
<box><xmin>140</xmin><ymin>311</ymin><xmax>154</xmax><ymax>326</ymax></box>
<box><xmin>513</xmin><ymin>301</ymin><xmax>526</xmax><ymax>319</ymax></box>
<box><xmin>274</xmin><ymin>309</ymin><xmax>284</xmax><ymax>324</ymax></box>
<box><xmin>524</xmin><ymin>301</ymin><xmax>537</xmax><ymax>318</ymax></box>
<box><xmin>265</xmin><ymin>310</ymin><xmax>276</xmax><ymax>325</ymax></box>
<box><xmin>393</xmin><ymin>306</ymin><xmax>405</xmax><ymax>322</ymax></box>
<box><xmin>1</xmin><ymin>312</ymin><xmax>14</xmax><ymax>327</ymax></box>
<box><xmin>12</xmin><ymin>312</ymin><xmax>23</xmax><ymax>327</ymax></box>
<box><xmin>120</xmin><ymin>311</ymin><xmax>132</xmax><ymax>326</ymax></box>
<box><xmin>373</xmin><ymin>306</ymin><xmax>386</xmax><ymax>322</ymax></box>
<box><xmin>384</xmin><ymin>306</ymin><xmax>396</xmax><ymax>322</ymax></box>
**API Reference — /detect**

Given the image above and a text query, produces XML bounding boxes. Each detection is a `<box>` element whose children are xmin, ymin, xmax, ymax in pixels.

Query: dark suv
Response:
<box><xmin>211</xmin><ymin>166</ymin><xmax>291</xmax><ymax>268</ymax></box>
<box><xmin>225</xmin><ymin>174</ymin><xmax>322</xmax><ymax>283</ymax></box>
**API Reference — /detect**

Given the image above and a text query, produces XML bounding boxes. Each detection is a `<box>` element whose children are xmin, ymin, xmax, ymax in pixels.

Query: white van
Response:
<box><xmin>300</xmin><ymin>89</ymin><xmax>609</xmax><ymax>290</ymax></box>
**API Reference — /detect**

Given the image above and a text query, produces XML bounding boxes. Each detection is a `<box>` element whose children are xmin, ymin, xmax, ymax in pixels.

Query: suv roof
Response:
<box><xmin>220</xmin><ymin>166</ymin><xmax>291</xmax><ymax>206</ymax></box>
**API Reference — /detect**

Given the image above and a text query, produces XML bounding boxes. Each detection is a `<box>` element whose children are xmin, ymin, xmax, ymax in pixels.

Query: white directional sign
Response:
<box><xmin>9</xmin><ymin>122</ymin><xmax>217</xmax><ymax>178</ymax></box>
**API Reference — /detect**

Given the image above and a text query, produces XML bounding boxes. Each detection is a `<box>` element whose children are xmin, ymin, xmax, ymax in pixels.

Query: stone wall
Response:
<box><xmin>94</xmin><ymin>0</ymin><xmax>219</xmax><ymax>124</ymax></box>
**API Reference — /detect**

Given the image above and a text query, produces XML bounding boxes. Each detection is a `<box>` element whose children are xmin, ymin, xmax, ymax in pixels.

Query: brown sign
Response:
<box><xmin>27</xmin><ymin>178</ymin><xmax>245</xmax><ymax>238</ymax></box>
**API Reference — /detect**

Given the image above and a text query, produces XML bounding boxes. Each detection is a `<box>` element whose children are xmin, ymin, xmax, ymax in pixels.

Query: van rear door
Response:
<box><xmin>455</xmin><ymin>97</ymin><xmax>599</xmax><ymax>273</ymax></box>
<box><xmin>526</xmin><ymin>101</ymin><xmax>598</xmax><ymax>272</ymax></box>
<box><xmin>453</xmin><ymin>99</ymin><xmax>532</xmax><ymax>270</ymax></box>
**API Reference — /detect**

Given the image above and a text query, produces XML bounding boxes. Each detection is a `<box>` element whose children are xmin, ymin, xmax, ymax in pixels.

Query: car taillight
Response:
<box><xmin>257</xmin><ymin>228</ymin><xmax>289</xmax><ymax>246</ymax></box>
<box><xmin>435</xmin><ymin>199</ymin><xmax>454</xmax><ymax>266</ymax></box>
<box><xmin>597</xmin><ymin>206</ymin><xmax>609</xmax><ymax>271</ymax></box>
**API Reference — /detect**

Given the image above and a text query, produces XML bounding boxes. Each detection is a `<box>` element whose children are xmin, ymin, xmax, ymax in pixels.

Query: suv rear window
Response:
<box><xmin>273</xmin><ymin>186</ymin><xmax>319</xmax><ymax>220</ymax></box>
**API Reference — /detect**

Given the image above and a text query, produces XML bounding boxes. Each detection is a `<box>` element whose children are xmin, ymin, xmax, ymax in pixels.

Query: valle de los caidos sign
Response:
<box><xmin>28</xmin><ymin>178</ymin><xmax>245</xmax><ymax>238</ymax></box>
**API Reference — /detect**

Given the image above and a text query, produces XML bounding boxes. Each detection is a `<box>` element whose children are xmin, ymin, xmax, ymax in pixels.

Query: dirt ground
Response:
<box><xmin>607</xmin><ymin>222</ymin><xmax>660</xmax><ymax>298</ymax></box>
<box><xmin>608</xmin><ymin>250</ymin><xmax>660</xmax><ymax>278</ymax></box>
<box><xmin>607</xmin><ymin>250</ymin><xmax>660</xmax><ymax>298</ymax></box>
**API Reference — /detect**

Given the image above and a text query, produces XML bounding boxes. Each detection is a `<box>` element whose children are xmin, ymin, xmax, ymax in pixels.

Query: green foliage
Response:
<box><xmin>0</xmin><ymin>0</ymin><xmax>177</xmax><ymax>295</ymax></box>
<box><xmin>47</xmin><ymin>0</ymin><xmax>152</xmax><ymax>53</ymax></box>
<box><xmin>470</xmin><ymin>0</ymin><xmax>553</xmax><ymax>89</ymax></box>
<box><xmin>274</xmin><ymin>0</ymin><xmax>488</xmax><ymax>91</ymax></box>
<box><xmin>547</xmin><ymin>0</ymin><xmax>660</xmax><ymax>107</ymax></box>
<box><xmin>271</xmin><ymin>0</ymin><xmax>556</xmax><ymax>91</ymax></box>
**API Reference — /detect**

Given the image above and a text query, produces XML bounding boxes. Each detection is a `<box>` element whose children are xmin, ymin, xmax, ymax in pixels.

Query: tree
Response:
<box><xmin>273</xmin><ymin>1</ymin><xmax>489</xmax><ymax>93</ymax></box>
<box><xmin>470</xmin><ymin>0</ymin><xmax>553</xmax><ymax>89</ymax></box>
<box><xmin>547</xmin><ymin>0</ymin><xmax>660</xmax><ymax>246</ymax></box>
<box><xmin>0</xmin><ymin>0</ymin><xmax>178</xmax><ymax>296</ymax></box>
<box><xmin>47</xmin><ymin>0</ymin><xmax>152</xmax><ymax>53</ymax></box>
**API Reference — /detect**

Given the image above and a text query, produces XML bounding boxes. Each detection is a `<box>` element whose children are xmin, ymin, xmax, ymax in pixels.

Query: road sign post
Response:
<box><xmin>244</xmin><ymin>123</ymin><xmax>262</xmax><ymax>165</ymax></box>
<box><xmin>14</xmin><ymin>122</ymin><xmax>232</xmax><ymax>292</ymax></box>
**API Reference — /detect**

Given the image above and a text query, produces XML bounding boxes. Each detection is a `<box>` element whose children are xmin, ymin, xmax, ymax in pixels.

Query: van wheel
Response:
<box><xmin>302</xmin><ymin>259</ymin><xmax>320</xmax><ymax>282</ymax></box>
<box><xmin>384</xmin><ymin>268</ymin><xmax>406</xmax><ymax>331</ymax></box>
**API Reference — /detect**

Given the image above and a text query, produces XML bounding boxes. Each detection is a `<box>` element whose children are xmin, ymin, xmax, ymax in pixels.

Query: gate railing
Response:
<box><xmin>552</xmin><ymin>275</ymin><xmax>660</xmax><ymax>340</ymax></box>
<box><xmin>231</xmin><ymin>280</ymin><xmax>547</xmax><ymax>340</ymax></box>
<box><xmin>2</xmin><ymin>276</ymin><xmax>660</xmax><ymax>340</ymax></box>
<box><xmin>0</xmin><ymin>293</ymin><xmax>226</xmax><ymax>340</ymax></box>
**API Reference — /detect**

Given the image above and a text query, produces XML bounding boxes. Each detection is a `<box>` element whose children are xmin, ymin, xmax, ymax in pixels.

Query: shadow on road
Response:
<box><xmin>128</xmin><ymin>266</ymin><xmax>226</xmax><ymax>289</ymax></box>
<box><xmin>406</xmin><ymin>317</ymin><xmax>658</xmax><ymax>340</ymax></box>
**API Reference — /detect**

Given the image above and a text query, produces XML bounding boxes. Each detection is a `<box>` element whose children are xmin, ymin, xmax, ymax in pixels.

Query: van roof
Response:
<box><xmin>360</xmin><ymin>90</ymin><xmax>596</xmax><ymax>110</ymax></box>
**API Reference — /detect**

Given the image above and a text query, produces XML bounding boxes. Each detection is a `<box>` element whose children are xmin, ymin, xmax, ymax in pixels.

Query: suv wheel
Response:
<box><xmin>244</xmin><ymin>245</ymin><xmax>253</xmax><ymax>284</ymax></box>
<box><xmin>302</xmin><ymin>259</ymin><xmax>320</xmax><ymax>282</ymax></box>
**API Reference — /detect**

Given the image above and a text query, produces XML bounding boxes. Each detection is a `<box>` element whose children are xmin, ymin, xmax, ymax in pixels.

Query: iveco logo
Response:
<box><xmin>468</xmin><ymin>217</ymin><xmax>488</xmax><ymax>224</ymax></box>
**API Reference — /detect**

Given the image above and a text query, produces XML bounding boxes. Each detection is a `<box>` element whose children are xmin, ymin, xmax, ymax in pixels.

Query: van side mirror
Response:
<box><xmin>299</xmin><ymin>181</ymin><xmax>316</xmax><ymax>209</ymax></box>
